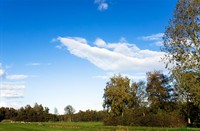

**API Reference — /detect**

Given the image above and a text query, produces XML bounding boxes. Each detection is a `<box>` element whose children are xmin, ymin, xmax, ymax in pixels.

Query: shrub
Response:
<box><xmin>103</xmin><ymin>109</ymin><xmax>185</xmax><ymax>127</ymax></box>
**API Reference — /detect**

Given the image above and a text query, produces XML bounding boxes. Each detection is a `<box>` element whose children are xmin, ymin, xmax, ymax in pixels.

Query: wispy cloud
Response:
<box><xmin>26</xmin><ymin>62</ymin><xmax>41</xmax><ymax>66</ymax></box>
<box><xmin>6</xmin><ymin>75</ymin><xmax>28</xmax><ymax>80</ymax></box>
<box><xmin>0</xmin><ymin>63</ymin><xmax>26</xmax><ymax>107</ymax></box>
<box><xmin>0</xmin><ymin>63</ymin><xmax>4</xmax><ymax>77</ymax></box>
<box><xmin>141</xmin><ymin>33</ymin><xmax>164</xmax><ymax>41</ymax></box>
<box><xmin>0</xmin><ymin>63</ymin><xmax>28</xmax><ymax>109</ymax></box>
<box><xmin>1</xmin><ymin>91</ymin><xmax>24</xmax><ymax>98</ymax></box>
<box><xmin>94</xmin><ymin>0</ymin><xmax>108</xmax><ymax>11</ymax></box>
<box><xmin>94</xmin><ymin>72</ymin><xmax>146</xmax><ymax>81</ymax></box>
<box><xmin>140</xmin><ymin>33</ymin><xmax>164</xmax><ymax>46</ymax></box>
<box><xmin>0</xmin><ymin>100</ymin><xmax>23</xmax><ymax>108</ymax></box>
<box><xmin>26</xmin><ymin>62</ymin><xmax>52</xmax><ymax>66</ymax></box>
<box><xmin>0</xmin><ymin>69</ymin><xmax>4</xmax><ymax>77</ymax></box>
<box><xmin>0</xmin><ymin>82</ymin><xmax>26</xmax><ymax>90</ymax></box>
<box><xmin>0</xmin><ymin>82</ymin><xmax>25</xmax><ymax>99</ymax></box>
<box><xmin>57</xmin><ymin>37</ymin><xmax>165</xmax><ymax>71</ymax></box>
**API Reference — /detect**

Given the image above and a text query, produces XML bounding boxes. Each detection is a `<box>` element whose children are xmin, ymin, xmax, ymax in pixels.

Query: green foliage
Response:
<box><xmin>0</xmin><ymin>107</ymin><xmax>17</xmax><ymax>121</ymax></box>
<box><xmin>64</xmin><ymin>105</ymin><xmax>75</xmax><ymax>115</ymax></box>
<box><xmin>162</xmin><ymin>0</ymin><xmax>200</xmax><ymax>107</ymax></box>
<box><xmin>103</xmin><ymin>74</ymin><xmax>146</xmax><ymax>117</ymax></box>
<box><xmin>104</xmin><ymin>109</ymin><xmax>185</xmax><ymax>127</ymax></box>
<box><xmin>102</xmin><ymin>72</ymin><xmax>186</xmax><ymax>127</ymax></box>
<box><xmin>146</xmin><ymin>71</ymin><xmax>175</xmax><ymax>113</ymax></box>
<box><xmin>103</xmin><ymin>74</ymin><xmax>132</xmax><ymax>116</ymax></box>
<box><xmin>162</xmin><ymin>0</ymin><xmax>200</xmax><ymax>71</ymax></box>
<box><xmin>0</xmin><ymin>103</ymin><xmax>53</xmax><ymax>122</ymax></box>
<box><xmin>72</xmin><ymin>110</ymin><xmax>107</xmax><ymax>122</ymax></box>
<box><xmin>64</xmin><ymin>105</ymin><xmax>75</xmax><ymax>122</ymax></box>
<box><xmin>162</xmin><ymin>0</ymin><xmax>200</xmax><ymax>125</ymax></box>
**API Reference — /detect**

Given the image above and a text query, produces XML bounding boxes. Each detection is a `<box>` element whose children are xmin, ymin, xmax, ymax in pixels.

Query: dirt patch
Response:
<box><xmin>51</xmin><ymin>125</ymin><xmax>80</xmax><ymax>129</ymax></box>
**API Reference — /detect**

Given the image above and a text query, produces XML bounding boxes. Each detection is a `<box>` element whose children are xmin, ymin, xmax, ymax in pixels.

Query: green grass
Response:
<box><xmin>0</xmin><ymin>122</ymin><xmax>199</xmax><ymax>131</ymax></box>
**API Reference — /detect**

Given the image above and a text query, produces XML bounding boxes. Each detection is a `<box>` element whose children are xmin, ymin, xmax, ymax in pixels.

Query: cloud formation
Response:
<box><xmin>57</xmin><ymin>37</ymin><xmax>165</xmax><ymax>71</ymax></box>
<box><xmin>140</xmin><ymin>33</ymin><xmax>164</xmax><ymax>46</ymax></box>
<box><xmin>94</xmin><ymin>0</ymin><xmax>108</xmax><ymax>11</ymax></box>
<box><xmin>0</xmin><ymin>63</ymin><xmax>26</xmax><ymax>108</ymax></box>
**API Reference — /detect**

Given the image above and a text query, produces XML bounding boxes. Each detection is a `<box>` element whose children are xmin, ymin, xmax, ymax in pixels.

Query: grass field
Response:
<box><xmin>0</xmin><ymin>122</ymin><xmax>199</xmax><ymax>131</ymax></box>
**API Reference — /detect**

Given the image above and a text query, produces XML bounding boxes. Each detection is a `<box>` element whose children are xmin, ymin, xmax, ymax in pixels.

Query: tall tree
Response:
<box><xmin>64</xmin><ymin>105</ymin><xmax>75</xmax><ymax>122</ymax></box>
<box><xmin>130</xmin><ymin>80</ymin><xmax>147</xmax><ymax>109</ymax></box>
<box><xmin>54</xmin><ymin>107</ymin><xmax>59</xmax><ymax>115</ymax></box>
<box><xmin>103</xmin><ymin>75</ymin><xmax>132</xmax><ymax>117</ymax></box>
<box><xmin>146</xmin><ymin>71</ymin><xmax>173</xmax><ymax>112</ymax></box>
<box><xmin>162</xmin><ymin>0</ymin><xmax>200</xmax><ymax>124</ymax></box>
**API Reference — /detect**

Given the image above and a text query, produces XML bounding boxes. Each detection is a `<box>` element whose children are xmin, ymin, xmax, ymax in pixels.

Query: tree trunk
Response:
<box><xmin>188</xmin><ymin>117</ymin><xmax>191</xmax><ymax>125</ymax></box>
<box><xmin>143</xmin><ymin>112</ymin><xmax>145</xmax><ymax>117</ymax></box>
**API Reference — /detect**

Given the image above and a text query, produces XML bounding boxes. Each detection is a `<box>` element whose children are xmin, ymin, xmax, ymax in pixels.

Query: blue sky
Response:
<box><xmin>0</xmin><ymin>0</ymin><xmax>177</xmax><ymax>114</ymax></box>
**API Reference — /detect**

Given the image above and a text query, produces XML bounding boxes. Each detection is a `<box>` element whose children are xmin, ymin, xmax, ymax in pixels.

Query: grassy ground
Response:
<box><xmin>0</xmin><ymin>122</ymin><xmax>199</xmax><ymax>131</ymax></box>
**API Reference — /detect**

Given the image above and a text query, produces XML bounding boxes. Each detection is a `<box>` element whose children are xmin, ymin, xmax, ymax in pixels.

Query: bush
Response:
<box><xmin>103</xmin><ymin>109</ymin><xmax>185</xmax><ymax>127</ymax></box>
<box><xmin>0</xmin><ymin>114</ymin><xmax>5</xmax><ymax>122</ymax></box>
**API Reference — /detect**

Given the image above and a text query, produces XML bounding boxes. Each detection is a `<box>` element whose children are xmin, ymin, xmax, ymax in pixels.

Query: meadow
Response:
<box><xmin>0</xmin><ymin>122</ymin><xmax>199</xmax><ymax>131</ymax></box>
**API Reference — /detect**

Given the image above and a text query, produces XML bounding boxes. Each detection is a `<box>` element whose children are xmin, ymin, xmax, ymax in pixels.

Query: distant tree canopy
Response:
<box><xmin>64</xmin><ymin>105</ymin><xmax>75</xmax><ymax>115</ymax></box>
<box><xmin>0</xmin><ymin>104</ymin><xmax>106</xmax><ymax>123</ymax></box>
<box><xmin>0</xmin><ymin>103</ymin><xmax>54</xmax><ymax>122</ymax></box>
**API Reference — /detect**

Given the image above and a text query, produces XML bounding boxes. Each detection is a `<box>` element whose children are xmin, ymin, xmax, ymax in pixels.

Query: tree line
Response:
<box><xmin>0</xmin><ymin>103</ymin><xmax>107</xmax><ymax>123</ymax></box>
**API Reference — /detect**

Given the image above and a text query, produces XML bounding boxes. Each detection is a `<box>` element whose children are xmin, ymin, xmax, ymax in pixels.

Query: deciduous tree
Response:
<box><xmin>64</xmin><ymin>105</ymin><xmax>75</xmax><ymax>122</ymax></box>
<box><xmin>103</xmin><ymin>75</ymin><xmax>132</xmax><ymax>117</ymax></box>
<box><xmin>162</xmin><ymin>0</ymin><xmax>200</xmax><ymax>124</ymax></box>
<box><xmin>146</xmin><ymin>71</ymin><xmax>173</xmax><ymax>112</ymax></box>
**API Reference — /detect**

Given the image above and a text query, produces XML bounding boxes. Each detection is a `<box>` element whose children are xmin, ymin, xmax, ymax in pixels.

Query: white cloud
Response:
<box><xmin>94</xmin><ymin>0</ymin><xmax>108</xmax><ymax>11</ymax></box>
<box><xmin>26</xmin><ymin>63</ymin><xmax>41</xmax><ymax>66</ymax></box>
<box><xmin>0</xmin><ymin>63</ymin><xmax>26</xmax><ymax>108</ymax></box>
<box><xmin>0</xmin><ymin>100</ymin><xmax>22</xmax><ymax>108</ymax></box>
<box><xmin>155</xmin><ymin>41</ymin><xmax>164</xmax><ymax>46</ymax></box>
<box><xmin>0</xmin><ymin>82</ymin><xmax>25</xmax><ymax>98</ymax></box>
<box><xmin>140</xmin><ymin>33</ymin><xmax>164</xmax><ymax>46</ymax></box>
<box><xmin>0</xmin><ymin>82</ymin><xmax>25</xmax><ymax>90</ymax></box>
<box><xmin>94</xmin><ymin>38</ymin><xmax>107</xmax><ymax>47</ymax></box>
<box><xmin>47</xmin><ymin>63</ymin><xmax>52</xmax><ymax>66</ymax></box>
<box><xmin>1</xmin><ymin>90</ymin><xmax>24</xmax><ymax>98</ymax></box>
<box><xmin>0</xmin><ymin>63</ymin><xmax>4</xmax><ymax>77</ymax></box>
<box><xmin>141</xmin><ymin>33</ymin><xmax>164</xmax><ymax>41</ymax></box>
<box><xmin>0</xmin><ymin>101</ymin><xmax>8</xmax><ymax>107</ymax></box>
<box><xmin>26</xmin><ymin>62</ymin><xmax>52</xmax><ymax>66</ymax></box>
<box><xmin>94</xmin><ymin>72</ymin><xmax>146</xmax><ymax>81</ymax></box>
<box><xmin>57</xmin><ymin>37</ymin><xmax>165</xmax><ymax>71</ymax></box>
<box><xmin>6</xmin><ymin>75</ymin><xmax>28</xmax><ymax>80</ymax></box>
<box><xmin>98</xmin><ymin>2</ymin><xmax>108</xmax><ymax>11</ymax></box>
<box><xmin>0</xmin><ymin>69</ymin><xmax>4</xmax><ymax>77</ymax></box>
